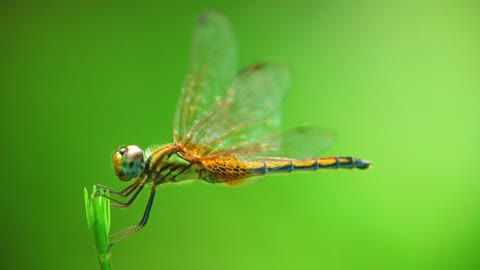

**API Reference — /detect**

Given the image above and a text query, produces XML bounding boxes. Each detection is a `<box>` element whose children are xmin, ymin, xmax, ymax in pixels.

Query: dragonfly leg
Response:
<box><xmin>96</xmin><ymin>176</ymin><xmax>143</xmax><ymax>197</ymax></box>
<box><xmin>95</xmin><ymin>176</ymin><xmax>149</xmax><ymax>208</ymax></box>
<box><xmin>107</xmin><ymin>182</ymin><xmax>147</xmax><ymax>208</ymax></box>
<box><xmin>109</xmin><ymin>184</ymin><xmax>157</xmax><ymax>245</ymax></box>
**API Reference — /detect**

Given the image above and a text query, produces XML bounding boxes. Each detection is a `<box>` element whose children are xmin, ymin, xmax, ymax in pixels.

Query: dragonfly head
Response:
<box><xmin>112</xmin><ymin>145</ymin><xmax>145</xmax><ymax>181</ymax></box>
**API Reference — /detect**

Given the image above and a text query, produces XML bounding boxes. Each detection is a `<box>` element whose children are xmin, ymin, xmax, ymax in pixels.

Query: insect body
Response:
<box><xmin>99</xmin><ymin>12</ymin><xmax>371</xmax><ymax>245</ymax></box>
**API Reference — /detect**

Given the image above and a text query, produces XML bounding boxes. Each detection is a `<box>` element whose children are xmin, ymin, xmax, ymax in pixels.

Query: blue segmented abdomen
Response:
<box><xmin>246</xmin><ymin>156</ymin><xmax>371</xmax><ymax>175</ymax></box>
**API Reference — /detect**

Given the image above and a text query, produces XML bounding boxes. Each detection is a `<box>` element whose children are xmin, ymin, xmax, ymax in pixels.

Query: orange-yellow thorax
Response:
<box><xmin>145</xmin><ymin>144</ymin><xmax>201</xmax><ymax>183</ymax></box>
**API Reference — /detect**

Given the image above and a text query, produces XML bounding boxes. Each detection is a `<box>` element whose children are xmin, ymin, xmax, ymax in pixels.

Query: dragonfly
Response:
<box><xmin>98</xmin><ymin>12</ymin><xmax>371</xmax><ymax>245</ymax></box>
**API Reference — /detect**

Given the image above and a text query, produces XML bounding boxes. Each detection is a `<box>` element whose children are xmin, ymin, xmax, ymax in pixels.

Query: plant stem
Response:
<box><xmin>84</xmin><ymin>185</ymin><xmax>112</xmax><ymax>270</ymax></box>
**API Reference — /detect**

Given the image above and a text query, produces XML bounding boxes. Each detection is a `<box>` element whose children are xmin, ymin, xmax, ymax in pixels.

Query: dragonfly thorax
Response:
<box><xmin>140</xmin><ymin>144</ymin><xmax>200</xmax><ymax>183</ymax></box>
<box><xmin>112</xmin><ymin>145</ymin><xmax>145</xmax><ymax>181</ymax></box>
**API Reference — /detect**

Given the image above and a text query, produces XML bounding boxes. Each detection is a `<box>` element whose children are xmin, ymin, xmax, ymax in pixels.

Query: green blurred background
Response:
<box><xmin>2</xmin><ymin>1</ymin><xmax>479</xmax><ymax>269</ymax></box>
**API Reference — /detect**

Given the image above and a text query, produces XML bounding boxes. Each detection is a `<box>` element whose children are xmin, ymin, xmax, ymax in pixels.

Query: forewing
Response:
<box><xmin>182</xmin><ymin>63</ymin><xmax>291</xmax><ymax>157</ymax></box>
<box><xmin>173</xmin><ymin>12</ymin><xmax>237</xmax><ymax>143</ymax></box>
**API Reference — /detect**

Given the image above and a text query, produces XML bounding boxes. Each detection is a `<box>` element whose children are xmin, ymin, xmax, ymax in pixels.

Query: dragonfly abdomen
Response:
<box><xmin>247</xmin><ymin>156</ymin><xmax>371</xmax><ymax>176</ymax></box>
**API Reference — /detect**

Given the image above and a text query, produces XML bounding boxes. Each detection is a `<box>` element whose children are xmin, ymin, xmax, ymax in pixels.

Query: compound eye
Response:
<box><xmin>123</xmin><ymin>145</ymin><xmax>143</xmax><ymax>162</ymax></box>
<box><xmin>112</xmin><ymin>145</ymin><xmax>144</xmax><ymax>181</ymax></box>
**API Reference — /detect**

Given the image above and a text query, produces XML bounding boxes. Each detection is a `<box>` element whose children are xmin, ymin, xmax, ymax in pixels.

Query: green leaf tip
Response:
<box><xmin>84</xmin><ymin>185</ymin><xmax>112</xmax><ymax>269</ymax></box>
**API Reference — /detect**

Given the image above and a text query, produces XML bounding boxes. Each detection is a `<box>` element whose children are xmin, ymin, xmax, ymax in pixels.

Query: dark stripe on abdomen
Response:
<box><xmin>246</xmin><ymin>156</ymin><xmax>371</xmax><ymax>176</ymax></box>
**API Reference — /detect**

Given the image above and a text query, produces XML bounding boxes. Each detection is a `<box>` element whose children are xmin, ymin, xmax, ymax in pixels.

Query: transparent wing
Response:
<box><xmin>180</xmin><ymin>63</ymin><xmax>291</xmax><ymax>157</ymax></box>
<box><xmin>214</xmin><ymin>127</ymin><xmax>335</xmax><ymax>187</ymax></box>
<box><xmin>173</xmin><ymin>13</ymin><xmax>328</xmax><ymax>161</ymax></box>
<box><xmin>212</xmin><ymin>126</ymin><xmax>336</xmax><ymax>161</ymax></box>
<box><xmin>174</xmin><ymin>12</ymin><xmax>237</xmax><ymax>143</ymax></box>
